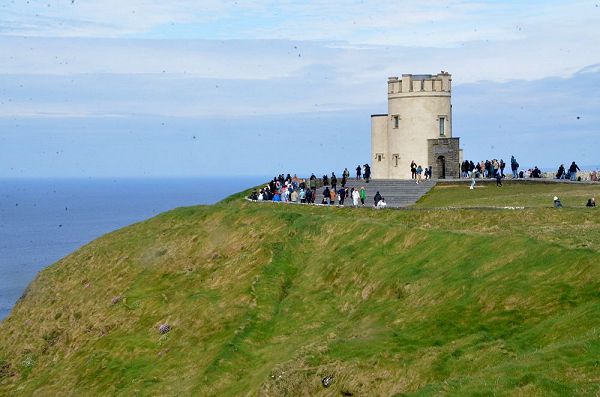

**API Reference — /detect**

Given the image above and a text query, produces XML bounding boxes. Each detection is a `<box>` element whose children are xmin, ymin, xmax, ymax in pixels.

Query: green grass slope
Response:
<box><xmin>1</xmin><ymin>183</ymin><xmax>599</xmax><ymax>396</ymax></box>
<box><xmin>415</xmin><ymin>180</ymin><xmax>599</xmax><ymax>208</ymax></box>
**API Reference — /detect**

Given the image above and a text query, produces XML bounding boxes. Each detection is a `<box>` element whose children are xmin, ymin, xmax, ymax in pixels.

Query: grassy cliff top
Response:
<box><xmin>1</xmin><ymin>183</ymin><xmax>599</xmax><ymax>396</ymax></box>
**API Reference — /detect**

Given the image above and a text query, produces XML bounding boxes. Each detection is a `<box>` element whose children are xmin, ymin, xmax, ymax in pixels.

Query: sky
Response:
<box><xmin>1</xmin><ymin>0</ymin><xmax>599</xmax><ymax>177</ymax></box>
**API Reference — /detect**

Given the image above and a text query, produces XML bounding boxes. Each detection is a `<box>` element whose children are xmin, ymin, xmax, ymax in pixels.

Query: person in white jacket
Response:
<box><xmin>352</xmin><ymin>189</ymin><xmax>360</xmax><ymax>207</ymax></box>
<box><xmin>376</xmin><ymin>198</ymin><xmax>387</xmax><ymax>208</ymax></box>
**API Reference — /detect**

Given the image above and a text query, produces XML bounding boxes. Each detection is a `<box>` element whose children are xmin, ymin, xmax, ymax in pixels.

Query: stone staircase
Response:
<box><xmin>314</xmin><ymin>179</ymin><xmax>436</xmax><ymax>208</ymax></box>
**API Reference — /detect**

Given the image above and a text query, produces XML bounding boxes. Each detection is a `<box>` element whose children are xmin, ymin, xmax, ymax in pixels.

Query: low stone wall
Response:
<box><xmin>538</xmin><ymin>171</ymin><xmax>598</xmax><ymax>181</ymax></box>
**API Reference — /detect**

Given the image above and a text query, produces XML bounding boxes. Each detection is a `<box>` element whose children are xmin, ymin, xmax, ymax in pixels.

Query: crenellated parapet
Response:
<box><xmin>387</xmin><ymin>71</ymin><xmax>451</xmax><ymax>97</ymax></box>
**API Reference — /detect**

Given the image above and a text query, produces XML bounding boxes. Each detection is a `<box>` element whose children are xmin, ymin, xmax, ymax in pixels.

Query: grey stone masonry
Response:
<box><xmin>428</xmin><ymin>137</ymin><xmax>460</xmax><ymax>179</ymax></box>
<box><xmin>315</xmin><ymin>179</ymin><xmax>436</xmax><ymax>208</ymax></box>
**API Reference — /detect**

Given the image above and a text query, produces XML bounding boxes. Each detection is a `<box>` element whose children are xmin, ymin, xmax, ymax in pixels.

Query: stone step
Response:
<box><xmin>310</xmin><ymin>179</ymin><xmax>436</xmax><ymax>208</ymax></box>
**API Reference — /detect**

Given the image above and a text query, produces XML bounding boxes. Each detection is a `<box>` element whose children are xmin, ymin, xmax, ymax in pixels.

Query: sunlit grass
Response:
<box><xmin>1</xmin><ymin>183</ymin><xmax>599</xmax><ymax>396</ymax></box>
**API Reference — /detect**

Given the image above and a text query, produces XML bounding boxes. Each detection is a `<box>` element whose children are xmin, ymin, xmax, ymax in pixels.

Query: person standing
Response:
<box><xmin>569</xmin><ymin>161</ymin><xmax>580</xmax><ymax>181</ymax></box>
<box><xmin>416</xmin><ymin>165</ymin><xmax>423</xmax><ymax>184</ymax></box>
<box><xmin>352</xmin><ymin>188</ymin><xmax>360</xmax><ymax>207</ymax></box>
<box><xmin>363</xmin><ymin>164</ymin><xmax>371</xmax><ymax>183</ymax></box>
<box><xmin>329</xmin><ymin>187</ymin><xmax>336</xmax><ymax>205</ymax></box>
<box><xmin>322</xmin><ymin>186</ymin><xmax>330</xmax><ymax>205</ymax></box>
<box><xmin>299</xmin><ymin>188</ymin><xmax>306</xmax><ymax>203</ymax></box>
<box><xmin>343</xmin><ymin>168</ymin><xmax>350</xmax><ymax>180</ymax></box>
<box><xmin>331</xmin><ymin>172</ymin><xmax>338</xmax><ymax>190</ymax></box>
<box><xmin>510</xmin><ymin>156</ymin><xmax>519</xmax><ymax>179</ymax></box>
<box><xmin>359</xmin><ymin>187</ymin><xmax>366</xmax><ymax>206</ymax></box>
<box><xmin>356</xmin><ymin>165</ymin><xmax>362</xmax><ymax>180</ymax></box>
<box><xmin>309</xmin><ymin>174</ymin><xmax>317</xmax><ymax>190</ymax></box>
<box><xmin>337</xmin><ymin>187</ymin><xmax>346</xmax><ymax>206</ymax></box>
<box><xmin>410</xmin><ymin>161</ymin><xmax>417</xmax><ymax>179</ymax></box>
<box><xmin>492</xmin><ymin>159</ymin><xmax>499</xmax><ymax>178</ymax></box>
<box><xmin>495</xmin><ymin>172</ymin><xmax>503</xmax><ymax>187</ymax></box>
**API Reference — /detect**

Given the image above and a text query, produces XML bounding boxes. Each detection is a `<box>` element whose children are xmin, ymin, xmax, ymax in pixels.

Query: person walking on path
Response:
<box><xmin>359</xmin><ymin>187</ymin><xmax>366</xmax><ymax>206</ymax></box>
<box><xmin>356</xmin><ymin>165</ymin><xmax>362</xmax><ymax>180</ymax></box>
<box><xmin>496</xmin><ymin>171</ymin><xmax>503</xmax><ymax>187</ymax></box>
<box><xmin>470</xmin><ymin>174</ymin><xmax>476</xmax><ymax>190</ymax></box>
<box><xmin>416</xmin><ymin>165</ymin><xmax>423</xmax><ymax>184</ymax></box>
<box><xmin>410</xmin><ymin>161</ymin><xmax>417</xmax><ymax>179</ymax></box>
<box><xmin>569</xmin><ymin>161</ymin><xmax>580</xmax><ymax>181</ymax></box>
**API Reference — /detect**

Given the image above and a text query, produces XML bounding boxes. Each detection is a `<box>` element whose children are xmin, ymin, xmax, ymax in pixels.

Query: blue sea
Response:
<box><xmin>0</xmin><ymin>177</ymin><xmax>266</xmax><ymax>320</ymax></box>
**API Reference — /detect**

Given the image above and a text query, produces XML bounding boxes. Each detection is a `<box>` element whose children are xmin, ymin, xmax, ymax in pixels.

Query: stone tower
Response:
<box><xmin>371</xmin><ymin>71</ymin><xmax>461</xmax><ymax>179</ymax></box>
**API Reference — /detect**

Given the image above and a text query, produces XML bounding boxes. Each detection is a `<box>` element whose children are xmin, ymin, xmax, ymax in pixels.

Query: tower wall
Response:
<box><xmin>371</xmin><ymin>114</ymin><xmax>388</xmax><ymax>179</ymax></box>
<box><xmin>382</xmin><ymin>72</ymin><xmax>453</xmax><ymax>179</ymax></box>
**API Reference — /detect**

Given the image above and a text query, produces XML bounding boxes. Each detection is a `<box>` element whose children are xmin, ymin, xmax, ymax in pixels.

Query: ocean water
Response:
<box><xmin>0</xmin><ymin>177</ymin><xmax>266</xmax><ymax>320</ymax></box>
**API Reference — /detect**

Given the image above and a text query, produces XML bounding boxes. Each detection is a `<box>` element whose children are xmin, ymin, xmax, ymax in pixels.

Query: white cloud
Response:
<box><xmin>0</xmin><ymin>1</ymin><xmax>599</xmax><ymax>119</ymax></box>
<box><xmin>2</xmin><ymin>1</ymin><xmax>598</xmax><ymax>48</ymax></box>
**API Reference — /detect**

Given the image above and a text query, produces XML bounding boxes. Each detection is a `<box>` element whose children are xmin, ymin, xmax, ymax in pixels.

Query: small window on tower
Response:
<box><xmin>392</xmin><ymin>115</ymin><xmax>399</xmax><ymax>129</ymax></box>
<box><xmin>439</xmin><ymin>116</ymin><xmax>445</xmax><ymax>136</ymax></box>
<box><xmin>375</xmin><ymin>153</ymin><xmax>384</xmax><ymax>162</ymax></box>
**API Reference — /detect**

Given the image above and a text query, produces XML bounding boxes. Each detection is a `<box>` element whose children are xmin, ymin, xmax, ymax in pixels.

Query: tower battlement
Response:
<box><xmin>387</xmin><ymin>71</ymin><xmax>451</xmax><ymax>96</ymax></box>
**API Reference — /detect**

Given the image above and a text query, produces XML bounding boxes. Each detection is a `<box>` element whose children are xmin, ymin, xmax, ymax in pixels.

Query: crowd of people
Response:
<box><xmin>410</xmin><ymin>161</ymin><xmax>432</xmax><ymax>183</ymax></box>
<box><xmin>249</xmin><ymin>173</ymin><xmax>316</xmax><ymax>203</ymax></box>
<box><xmin>461</xmin><ymin>158</ymin><xmax>510</xmax><ymax>179</ymax></box>
<box><xmin>248</xmin><ymin>157</ymin><xmax>598</xmax><ymax>209</ymax></box>
<box><xmin>248</xmin><ymin>165</ymin><xmax>377</xmax><ymax>208</ymax></box>
<box><xmin>461</xmin><ymin>157</ymin><xmax>594</xmax><ymax>182</ymax></box>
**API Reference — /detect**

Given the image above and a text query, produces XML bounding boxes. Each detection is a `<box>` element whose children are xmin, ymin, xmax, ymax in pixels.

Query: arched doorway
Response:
<box><xmin>436</xmin><ymin>156</ymin><xmax>446</xmax><ymax>179</ymax></box>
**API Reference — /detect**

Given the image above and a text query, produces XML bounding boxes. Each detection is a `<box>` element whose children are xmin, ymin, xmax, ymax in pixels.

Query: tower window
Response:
<box><xmin>392</xmin><ymin>154</ymin><xmax>400</xmax><ymax>167</ymax></box>
<box><xmin>375</xmin><ymin>153</ymin><xmax>384</xmax><ymax>162</ymax></box>
<box><xmin>392</xmin><ymin>115</ymin><xmax>399</xmax><ymax>129</ymax></box>
<box><xmin>439</xmin><ymin>116</ymin><xmax>445</xmax><ymax>136</ymax></box>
